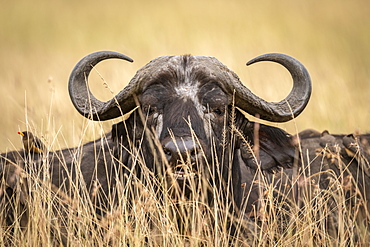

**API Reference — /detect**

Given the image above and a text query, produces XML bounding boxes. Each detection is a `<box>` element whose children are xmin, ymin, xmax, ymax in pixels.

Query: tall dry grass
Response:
<box><xmin>1</xmin><ymin>110</ymin><xmax>369</xmax><ymax>246</ymax></box>
<box><xmin>0</xmin><ymin>0</ymin><xmax>369</xmax><ymax>152</ymax></box>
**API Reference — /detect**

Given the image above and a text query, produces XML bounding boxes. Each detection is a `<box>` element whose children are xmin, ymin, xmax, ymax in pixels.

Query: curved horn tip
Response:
<box><xmin>84</xmin><ymin>50</ymin><xmax>134</xmax><ymax>63</ymax></box>
<box><xmin>246</xmin><ymin>53</ymin><xmax>296</xmax><ymax>66</ymax></box>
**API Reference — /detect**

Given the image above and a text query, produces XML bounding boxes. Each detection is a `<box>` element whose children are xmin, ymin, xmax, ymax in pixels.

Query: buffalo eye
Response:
<box><xmin>143</xmin><ymin>105</ymin><xmax>157</xmax><ymax>116</ymax></box>
<box><xmin>213</xmin><ymin>108</ymin><xmax>224</xmax><ymax>116</ymax></box>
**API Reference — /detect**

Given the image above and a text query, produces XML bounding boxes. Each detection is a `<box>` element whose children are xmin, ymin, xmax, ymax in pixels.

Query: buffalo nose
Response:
<box><xmin>162</xmin><ymin>137</ymin><xmax>201</xmax><ymax>165</ymax></box>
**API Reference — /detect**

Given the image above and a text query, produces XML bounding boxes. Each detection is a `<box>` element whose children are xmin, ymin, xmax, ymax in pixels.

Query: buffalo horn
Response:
<box><xmin>68</xmin><ymin>51</ymin><xmax>135</xmax><ymax>120</ymax></box>
<box><xmin>234</xmin><ymin>53</ymin><xmax>311</xmax><ymax>122</ymax></box>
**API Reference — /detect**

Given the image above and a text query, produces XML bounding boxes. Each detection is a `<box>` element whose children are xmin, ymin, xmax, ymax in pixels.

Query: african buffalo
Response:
<box><xmin>1</xmin><ymin>51</ymin><xmax>369</xmax><ymax>245</ymax></box>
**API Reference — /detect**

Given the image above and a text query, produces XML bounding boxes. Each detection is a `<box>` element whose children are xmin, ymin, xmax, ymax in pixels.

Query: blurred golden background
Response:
<box><xmin>1</xmin><ymin>0</ymin><xmax>369</xmax><ymax>151</ymax></box>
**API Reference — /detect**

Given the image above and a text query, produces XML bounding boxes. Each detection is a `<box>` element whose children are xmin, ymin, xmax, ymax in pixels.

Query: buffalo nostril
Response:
<box><xmin>190</xmin><ymin>149</ymin><xmax>197</xmax><ymax>157</ymax></box>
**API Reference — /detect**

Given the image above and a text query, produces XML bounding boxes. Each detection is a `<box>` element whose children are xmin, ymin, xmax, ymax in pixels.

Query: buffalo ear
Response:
<box><xmin>240</xmin><ymin>123</ymin><xmax>298</xmax><ymax>172</ymax></box>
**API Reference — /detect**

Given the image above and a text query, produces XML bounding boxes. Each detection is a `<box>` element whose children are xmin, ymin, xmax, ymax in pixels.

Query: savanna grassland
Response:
<box><xmin>0</xmin><ymin>0</ymin><xmax>369</xmax><ymax>246</ymax></box>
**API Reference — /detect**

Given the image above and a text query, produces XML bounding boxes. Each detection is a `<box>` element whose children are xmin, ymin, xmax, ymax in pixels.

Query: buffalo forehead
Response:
<box><xmin>175</xmin><ymin>83</ymin><xmax>200</xmax><ymax>101</ymax></box>
<box><xmin>142</xmin><ymin>55</ymin><xmax>234</xmax><ymax>85</ymax></box>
